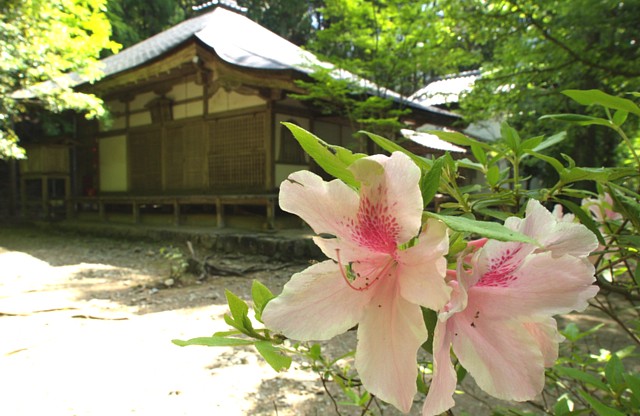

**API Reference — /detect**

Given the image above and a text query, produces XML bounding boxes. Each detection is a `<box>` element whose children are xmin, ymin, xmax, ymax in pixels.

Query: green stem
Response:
<box><xmin>613</xmin><ymin>124</ymin><xmax>640</xmax><ymax>169</ymax></box>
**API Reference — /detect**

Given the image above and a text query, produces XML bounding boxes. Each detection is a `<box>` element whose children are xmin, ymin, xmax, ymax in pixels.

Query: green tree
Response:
<box><xmin>0</xmin><ymin>0</ymin><xmax>120</xmax><ymax>159</ymax></box>
<box><xmin>237</xmin><ymin>0</ymin><xmax>322</xmax><ymax>46</ymax></box>
<box><xmin>107</xmin><ymin>0</ymin><xmax>190</xmax><ymax>48</ymax></box>
<box><xmin>437</xmin><ymin>0</ymin><xmax>640</xmax><ymax>177</ymax></box>
<box><xmin>293</xmin><ymin>0</ymin><xmax>472</xmax><ymax>136</ymax></box>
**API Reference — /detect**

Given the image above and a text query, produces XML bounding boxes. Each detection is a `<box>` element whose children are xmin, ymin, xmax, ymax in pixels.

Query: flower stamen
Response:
<box><xmin>336</xmin><ymin>249</ymin><xmax>395</xmax><ymax>291</ymax></box>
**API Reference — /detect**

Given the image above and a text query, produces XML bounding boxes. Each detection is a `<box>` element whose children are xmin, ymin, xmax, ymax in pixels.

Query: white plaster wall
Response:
<box><xmin>173</xmin><ymin>101</ymin><xmax>204</xmax><ymax>119</ymax></box>
<box><xmin>208</xmin><ymin>90</ymin><xmax>265</xmax><ymax>113</ymax></box>
<box><xmin>167</xmin><ymin>80</ymin><xmax>202</xmax><ymax>101</ymax></box>
<box><xmin>99</xmin><ymin>135</ymin><xmax>128</xmax><ymax>192</ymax></box>
<box><xmin>129</xmin><ymin>111</ymin><xmax>152</xmax><ymax>127</ymax></box>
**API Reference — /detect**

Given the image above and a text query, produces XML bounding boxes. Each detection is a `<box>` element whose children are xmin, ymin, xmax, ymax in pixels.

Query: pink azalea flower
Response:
<box><xmin>262</xmin><ymin>152</ymin><xmax>450</xmax><ymax>413</ymax></box>
<box><xmin>582</xmin><ymin>192</ymin><xmax>622</xmax><ymax>223</ymax></box>
<box><xmin>423</xmin><ymin>200</ymin><xmax>599</xmax><ymax>416</ymax></box>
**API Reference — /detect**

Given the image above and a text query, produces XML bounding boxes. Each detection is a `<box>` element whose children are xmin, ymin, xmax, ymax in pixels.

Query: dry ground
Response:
<box><xmin>0</xmin><ymin>223</ymin><xmax>634</xmax><ymax>416</ymax></box>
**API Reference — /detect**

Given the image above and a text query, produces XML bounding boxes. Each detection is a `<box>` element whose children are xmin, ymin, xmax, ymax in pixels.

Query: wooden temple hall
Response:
<box><xmin>10</xmin><ymin>1</ymin><xmax>458</xmax><ymax>230</ymax></box>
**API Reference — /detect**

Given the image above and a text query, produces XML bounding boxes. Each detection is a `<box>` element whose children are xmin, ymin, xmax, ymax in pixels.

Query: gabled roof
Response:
<box><xmin>93</xmin><ymin>7</ymin><xmax>456</xmax><ymax>118</ymax></box>
<box><xmin>98</xmin><ymin>7</ymin><xmax>324</xmax><ymax>78</ymax></box>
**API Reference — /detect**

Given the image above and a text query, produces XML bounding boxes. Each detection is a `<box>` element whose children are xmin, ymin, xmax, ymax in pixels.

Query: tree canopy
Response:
<box><xmin>0</xmin><ymin>0</ymin><xmax>119</xmax><ymax>159</ymax></box>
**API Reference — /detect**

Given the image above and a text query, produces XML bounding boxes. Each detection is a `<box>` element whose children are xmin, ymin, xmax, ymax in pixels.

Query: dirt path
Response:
<box><xmin>0</xmin><ymin>223</ymin><xmax>417</xmax><ymax>416</ymax></box>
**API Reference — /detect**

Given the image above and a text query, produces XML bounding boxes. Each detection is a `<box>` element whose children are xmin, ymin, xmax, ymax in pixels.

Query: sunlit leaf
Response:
<box><xmin>578</xmin><ymin>390</ymin><xmax>626</xmax><ymax>416</ymax></box>
<box><xmin>255</xmin><ymin>341</ymin><xmax>292</xmax><ymax>372</ymax></box>
<box><xmin>172</xmin><ymin>336</ymin><xmax>255</xmax><ymax>347</ymax></box>
<box><xmin>251</xmin><ymin>280</ymin><xmax>275</xmax><ymax>323</ymax></box>
<box><xmin>284</xmin><ymin>123</ymin><xmax>364</xmax><ymax>187</ymax></box>
<box><xmin>424</xmin><ymin>212</ymin><xmax>537</xmax><ymax>243</ymax></box>
<box><xmin>563</xmin><ymin>89</ymin><xmax>640</xmax><ymax>116</ymax></box>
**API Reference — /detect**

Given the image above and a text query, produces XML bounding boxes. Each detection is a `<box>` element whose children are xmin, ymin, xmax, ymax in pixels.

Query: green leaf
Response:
<box><xmin>426</xmin><ymin>130</ymin><xmax>492</xmax><ymax>150</ymax></box>
<box><xmin>254</xmin><ymin>341</ymin><xmax>292</xmax><ymax>372</ymax></box>
<box><xmin>521</xmin><ymin>135</ymin><xmax>544</xmax><ymax>151</ymax></box>
<box><xmin>554</xmin><ymin>395</ymin><xmax>572</xmax><ymax>416</ymax></box>
<box><xmin>604</xmin><ymin>354</ymin><xmax>625</xmax><ymax>393</ymax></box>
<box><xmin>486</xmin><ymin>165</ymin><xmax>500</xmax><ymax>186</ymax></box>
<box><xmin>284</xmin><ymin>123</ymin><xmax>364</xmax><ymax>187</ymax></box>
<box><xmin>421</xmin><ymin>156</ymin><xmax>444</xmax><ymax>207</ymax></box>
<box><xmin>224</xmin><ymin>290</ymin><xmax>255</xmax><ymax>335</ymax></box>
<box><xmin>421</xmin><ymin>307</ymin><xmax>438</xmax><ymax>354</ymax></box>
<box><xmin>424</xmin><ymin>212</ymin><xmax>538</xmax><ymax>244</ymax></box>
<box><xmin>172</xmin><ymin>336</ymin><xmax>255</xmax><ymax>347</ymax></box>
<box><xmin>501</xmin><ymin>122</ymin><xmax>522</xmax><ymax>154</ymax></box>
<box><xmin>578</xmin><ymin>390</ymin><xmax>626</xmax><ymax>416</ymax></box>
<box><xmin>563</xmin><ymin>89</ymin><xmax>640</xmax><ymax>117</ymax></box>
<box><xmin>532</xmin><ymin>131</ymin><xmax>566</xmax><ymax>152</ymax></box>
<box><xmin>553</xmin><ymin>198</ymin><xmax>605</xmax><ymax>245</ymax></box>
<box><xmin>560</xmin><ymin>323</ymin><xmax>604</xmax><ymax>342</ymax></box>
<box><xmin>540</xmin><ymin>114</ymin><xmax>613</xmax><ymax>128</ymax></box>
<box><xmin>360</xmin><ymin>130</ymin><xmax>431</xmax><ymax>171</ymax></box>
<box><xmin>526</xmin><ymin>150</ymin><xmax>566</xmax><ymax>174</ymax></box>
<box><xmin>251</xmin><ymin>280</ymin><xmax>275</xmax><ymax>323</ymax></box>
<box><xmin>226</xmin><ymin>290</ymin><xmax>250</xmax><ymax>325</ymax></box>
<box><xmin>612</xmin><ymin>110</ymin><xmax>629</xmax><ymax>126</ymax></box>
<box><xmin>623</xmin><ymin>372</ymin><xmax>640</xmax><ymax>402</ymax></box>
<box><xmin>609</xmin><ymin>190</ymin><xmax>640</xmax><ymax>231</ymax></box>
<box><xmin>554</xmin><ymin>366</ymin><xmax>608</xmax><ymax>390</ymax></box>
<box><xmin>470</xmin><ymin>142</ymin><xmax>487</xmax><ymax>164</ymax></box>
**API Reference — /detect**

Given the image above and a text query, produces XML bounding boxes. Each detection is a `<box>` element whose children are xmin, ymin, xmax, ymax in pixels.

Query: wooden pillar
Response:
<box><xmin>132</xmin><ymin>201</ymin><xmax>140</xmax><ymax>224</ymax></box>
<box><xmin>20</xmin><ymin>177</ymin><xmax>26</xmax><ymax>218</ymax></box>
<box><xmin>266</xmin><ymin>198</ymin><xmax>275</xmax><ymax>230</ymax></box>
<box><xmin>173</xmin><ymin>199</ymin><xmax>181</xmax><ymax>226</ymax></box>
<box><xmin>65</xmin><ymin>176</ymin><xmax>73</xmax><ymax>218</ymax></box>
<box><xmin>216</xmin><ymin>197</ymin><xmax>225</xmax><ymax>228</ymax></box>
<box><xmin>41</xmin><ymin>175</ymin><xmax>49</xmax><ymax>218</ymax></box>
<box><xmin>99</xmin><ymin>200</ymin><xmax>106</xmax><ymax>221</ymax></box>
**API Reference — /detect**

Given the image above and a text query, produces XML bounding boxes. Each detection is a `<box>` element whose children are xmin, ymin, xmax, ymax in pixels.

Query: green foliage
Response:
<box><xmin>283</xmin><ymin>122</ymin><xmax>366</xmax><ymax>188</ymax></box>
<box><xmin>107</xmin><ymin>0</ymin><xmax>188</xmax><ymax>48</ymax></box>
<box><xmin>0</xmin><ymin>0</ymin><xmax>120</xmax><ymax>159</ymax></box>
<box><xmin>159</xmin><ymin>246</ymin><xmax>189</xmax><ymax>278</ymax></box>
<box><xmin>237</xmin><ymin>0</ymin><xmax>321</xmax><ymax>46</ymax></box>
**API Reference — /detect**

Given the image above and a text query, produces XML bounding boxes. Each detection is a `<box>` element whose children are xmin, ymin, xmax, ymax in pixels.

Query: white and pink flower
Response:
<box><xmin>423</xmin><ymin>200</ymin><xmax>599</xmax><ymax>416</ymax></box>
<box><xmin>262</xmin><ymin>151</ymin><xmax>450</xmax><ymax>413</ymax></box>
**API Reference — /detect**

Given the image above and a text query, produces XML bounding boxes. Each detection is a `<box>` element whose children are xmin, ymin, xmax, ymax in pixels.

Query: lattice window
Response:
<box><xmin>208</xmin><ymin>113</ymin><xmax>266</xmax><ymax>190</ymax></box>
<box><xmin>129</xmin><ymin>129</ymin><xmax>162</xmax><ymax>191</ymax></box>
<box><xmin>163</xmin><ymin>122</ymin><xmax>207</xmax><ymax>191</ymax></box>
<box><xmin>277</xmin><ymin>120</ymin><xmax>306</xmax><ymax>164</ymax></box>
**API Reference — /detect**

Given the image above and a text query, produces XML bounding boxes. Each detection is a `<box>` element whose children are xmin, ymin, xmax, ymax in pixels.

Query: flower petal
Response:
<box><xmin>451</xmin><ymin>311</ymin><xmax>545</xmax><ymax>401</ymax></box>
<box><xmin>355</xmin><ymin>276</ymin><xmax>427</xmax><ymax>413</ymax></box>
<box><xmin>399</xmin><ymin>219</ymin><xmax>450</xmax><ymax>310</ymax></box>
<box><xmin>524</xmin><ymin>318</ymin><xmax>564</xmax><ymax>367</ymax></box>
<box><xmin>279</xmin><ymin>170</ymin><xmax>359</xmax><ymax>239</ymax></box>
<box><xmin>350</xmin><ymin>152</ymin><xmax>423</xmax><ymax>246</ymax></box>
<box><xmin>422</xmin><ymin>320</ymin><xmax>457</xmax><ymax>416</ymax></box>
<box><xmin>472</xmin><ymin>252</ymin><xmax>598</xmax><ymax>319</ymax></box>
<box><xmin>262</xmin><ymin>260</ymin><xmax>373</xmax><ymax>340</ymax></box>
<box><xmin>520</xmin><ymin>199</ymin><xmax>597</xmax><ymax>258</ymax></box>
